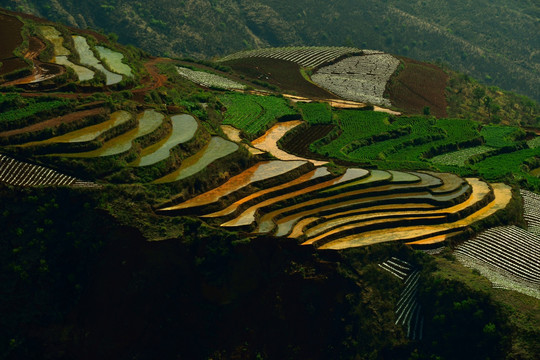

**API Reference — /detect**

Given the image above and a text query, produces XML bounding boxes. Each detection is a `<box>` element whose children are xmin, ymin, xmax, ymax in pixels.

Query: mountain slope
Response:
<box><xmin>0</xmin><ymin>0</ymin><xmax>538</xmax><ymax>102</ymax></box>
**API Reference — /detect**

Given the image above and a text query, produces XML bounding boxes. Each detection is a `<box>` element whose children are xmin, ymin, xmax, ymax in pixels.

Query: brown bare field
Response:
<box><xmin>280</xmin><ymin>124</ymin><xmax>334</xmax><ymax>160</ymax></box>
<box><xmin>0</xmin><ymin>107</ymin><xmax>108</xmax><ymax>138</ymax></box>
<box><xmin>386</xmin><ymin>57</ymin><xmax>449</xmax><ymax>118</ymax></box>
<box><xmin>0</xmin><ymin>13</ymin><xmax>27</xmax><ymax>76</ymax></box>
<box><xmin>224</xmin><ymin>57</ymin><xmax>336</xmax><ymax>99</ymax></box>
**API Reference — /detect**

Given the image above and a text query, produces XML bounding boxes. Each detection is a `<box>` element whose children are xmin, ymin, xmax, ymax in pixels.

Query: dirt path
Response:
<box><xmin>0</xmin><ymin>107</ymin><xmax>108</xmax><ymax>137</ymax></box>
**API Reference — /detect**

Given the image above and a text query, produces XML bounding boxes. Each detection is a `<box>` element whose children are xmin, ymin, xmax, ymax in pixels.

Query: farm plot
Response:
<box><xmin>251</xmin><ymin>120</ymin><xmax>327</xmax><ymax>166</ymax></box>
<box><xmin>311</xmin><ymin>54</ymin><xmax>400</xmax><ymax>106</ymax></box>
<box><xmin>0</xmin><ymin>154</ymin><xmax>95</xmax><ymax>187</ymax></box>
<box><xmin>177</xmin><ymin>67</ymin><xmax>246</xmax><ymax>90</ymax></box>
<box><xmin>379</xmin><ymin>258</ymin><xmax>423</xmax><ymax>340</ymax></box>
<box><xmin>158</xmin><ymin>158</ymin><xmax>512</xmax><ymax>251</ymax></box>
<box><xmin>521</xmin><ymin>189</ymin><xmax>540</xmax><ymax>235</ymax></box>
<box><xmin>315</xmin><ymin>110</ymin><xmax>391</xmax><ymax>159</ymax></box>
<box><xmin>153</xmin><ymin>137</ymin><xmax>238</xmax><ymax>183</ymax></box>
<box><xmin>95</xmin><ymin>46</ymin><xmax>132</xmax><ymax>77</ymax></box>
<box><xmin>220</xmin><ymin>93</ymin><xmax>298</xmax><ymax>135</ymax></box>
<box><xmin>430</xmin><ymin>146</ymin><xmax>493</xmax><ymax>166</ymax></box>
<box><xmin>63</xmin><ymin>110</ymin><xmax>164</xmax><ymax>157</ymax></box>
<box><xmin>22</xmin><ymin>110</ymin><xmax>132</xmax><ymax>146</ymax></box>
<box><xmin>135</xmin><ymin>114</ymin><xmax>198</xmax><ymax>167</ymax></box>
<box><xmin>481</xmin><ymin>125</ymin><xmax>521</xmax><ymax>148</ymax></box>
<box><xmin>39</xmin><ymin>26</ymin><xmax>95</xmax><ymax>81</ymax></box>
<box><xmin>297</xmin><ymin>102</ymin><xmax>332</xmax><ymax>124</ymax></box>
<box><xmin>385</xmin><ymin>58</ymin><xmax>449</xmax><ymax>118</ymax></box>
<box><xmin>280</xmin><ymin>124</ymin><xmax>334</xmax><ymax>161</ymax></box>
<box><xmin>219</xmin><ymin>46</ymin><xmax>362</xmax><ymax>68</ymax></box>
<box><xmin>0</xmin><ymin>13</ymin><xmax>27</xmax><ymax>76</ymax></box>
<box><xmin>0</xmin><ymin>97</ymin><xmax>71</xmax><ymax>131</ymax></box>
<box><xmin>473</xmin><ymin>147</ymin><xmax>540</xmax><ymax>186</ymax></box>
<box><xmin>160</xmin><ymin>160</ymin><xmax>309</xmax><ymax>211</ymax></box>
<box><xmin>221</xmin><ymin>125</ymin><xmax>263</xmax><ymax>154</ymax></box>
<box><xmin>454</xmin><ymin>225</ymin><xmax>540</xmax><ymax>299</ymax></box>
<box><xmin>73</xmin><ymin>36</ymin><xmax>122</xmax><ymax>85</ymax></box>
<box><xmin>223</xmin><ymin>57</ymin><xmax>335</xmax><ymax>99</ymax></box>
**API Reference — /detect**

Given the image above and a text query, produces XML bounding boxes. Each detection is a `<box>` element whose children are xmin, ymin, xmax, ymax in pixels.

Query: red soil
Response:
<box><xmin>0</xmin><ymin>106</ymin><xmax>108</xmax><ymax>138</ymax></box>
<box><xmin>0</xmin><ymin>13</ymin><xmax>27</xmax><ymax>76</ymax></box>
<box><xmin>386</xmin><ymin>57</ymin><xmax>449</xmax><ymax>118</ymax></box>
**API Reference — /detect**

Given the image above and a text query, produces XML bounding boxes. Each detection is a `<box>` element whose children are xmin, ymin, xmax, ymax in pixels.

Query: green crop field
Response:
<box><xmin>481</xmin><ymin>125</ymin><xmax>521</xmax><ymax>148</ymax></box>
<box><xmin>219</xmin><ymin>93</ymin><xmax>297</xmax><ymax>134</ymax></box>
<box><xmin>297</xmin><ymin>102</ymin><xmax>332</xmax><ymax>124</ymax></box>
<box><xmin>313</xmin><ymin>110</ymin><xmax>391</xmax><ymax>159</ymax></box>
<box><xmin>311</xmin><ymin>110</ymin><xmax>480</xmax><ymax>167</ymax></box>
<box><xmin>0</xmin><ymin>98</ymin><xmax>70</xmax><ymax>129</ymax></box>
<box><xmin>473</xmin><ymin>147</ymin><xmax>540</xmax><ymax>188</ymax></box>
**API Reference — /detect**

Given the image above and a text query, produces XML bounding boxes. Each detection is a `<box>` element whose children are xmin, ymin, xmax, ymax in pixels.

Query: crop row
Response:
<box><xmin>220</xmin><ymin>93</ymin><xmax>297</xmax><ymax>134</ymax></box>
<box><xmin>311</xmin><ymin>54</ymin><xmax>400</xmax><ymax>106</ymax></box>
<box><xmin>379</xmin><ymin>258</ymin><xmax>424</xmax><ymax>340</ymax></box>
<box><xmin>177</xmin><ymin>66</ymin><xmax>246</xmax><ymax>90</ymax></box>
<box><xmin>313</xmin><ymin>110</ymin><xmax>480</xmax><ymax>165</ymax></box>
<box><xmin>454</xmin><ymin>225</ymin><xmax>540</xmax><ymax>287</ymax></box>
<box><xmin>430</xmin><ymin>146</ymin><xmax>493</xmax><ymax>166</ymax></box>
<box><xmin>521</xmin><ymin>189</ymin><xmax>540</xmax><ymax>234</ymax></box>
<box><xmin>219</xmin><ymin>46</ymin><xmax>362</xmax><ymax>68</ymax></box>
<box><xmin>0</xmin><ymin>154</ymin><xmax>93</xmax><ymax>187</ymax></box>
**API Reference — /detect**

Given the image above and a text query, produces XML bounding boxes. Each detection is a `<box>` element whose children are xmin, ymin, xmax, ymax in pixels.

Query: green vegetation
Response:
<box><xmin>219</xmin><ymin>93</ymin><xmax>297</xmax><ymax>135</ymax></box>
<box><xmin>481</xmin><ymin>125</ymin><xmax>522</xmax><ymax>148</ymax></box>
<box><xmin>297</xmin><ymin>102</ymin><xmax>332</xmax><ymax>124</ymax></box>
<box><xmin>0</xmin><ymin>96</ymin><xmax>71</xmax><ymax>130</ymax></box>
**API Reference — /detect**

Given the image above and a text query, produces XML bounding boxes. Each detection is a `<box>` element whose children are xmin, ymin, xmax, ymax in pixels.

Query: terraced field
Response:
<box><xmin>39</xmin><ymin>26</ymin><xmax>95</xmax><ymax>82</ymax></box>
<box><xmin>154</xmin><ymin>137</ymin><xmax>238</xmax><ymax>183</ymax></box>
<box><xmin>220</xmin><ymin>93</ymin><xmax>298</xmax><ymax>135</ymax></box>
<box><xmin>21</xmin><ymin>110</ymin><xmax>132</xmax><ymax>146</ymax></box>
<box><xmin>95</xmin><ymin>46</ymin><xmax>132</xmax><ymax>77</ymax></box>
<box><xmin>0</xmin><ymin>154</ymin><xmax>95</xmax><ymax>187</ymax></box>
<box><xmin>135</xmin><ymin>114</ymin><xmax>198</xmax><ymax>167</ymax></box>
<box><xmin>159</xmin><ymin>160</ymin><xmax>512</xmax><ymax>250</ymax></box>
<box><xmin>251</xmin><ymin>120</ymin><xmax>327</xmax><ymax>166</ymax></box>
<box><xmin>219</xmin><ymin>46</ymin><xmax>362</xmax><ymax>68</ymax></box>
<box><xmin>312</xmin><ymin>54</ymin><xmax>400</xmax><ymax>106</ymax></box>
<box><xmin>62</xmin><ymin>110</ymin><xmax>164</xmax><ymax>157</ymax></box>
<box><xmin>73</xmin><ymin>36</ymin><xmax>122</xmax><ymax>85</ymax></box>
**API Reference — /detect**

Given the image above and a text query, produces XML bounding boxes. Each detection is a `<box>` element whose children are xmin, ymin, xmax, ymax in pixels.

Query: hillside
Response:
<box><xmin>0</xmin><ymin>9</ymin><xmax>539</xmax><ymax>360</ymax></box>
<box><xmin>0</xmin><ymin>0</ymin><xmax>538</xmax><ymax>102</ymax></box>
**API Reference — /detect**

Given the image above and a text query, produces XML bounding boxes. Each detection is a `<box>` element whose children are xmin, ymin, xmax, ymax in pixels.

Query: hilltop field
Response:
<box><xmin>0</xmin><ymin>9</ymin><xmax>539</xmax><ymax>360</ymax></box>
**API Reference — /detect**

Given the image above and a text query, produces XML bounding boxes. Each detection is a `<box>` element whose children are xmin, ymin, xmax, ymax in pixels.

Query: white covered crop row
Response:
<box><xmin>219</xmin><ymin>46</ymin><xmax>366</xmax><ymax>68</ymax></box>
<box><xmin>176</xmin><ymin>67</ymin><xmax>246</xmax><ymax>90</ymax></box>
<box><xmin>379</xmin><ymin>257</ymin><xmax>423</xmax><ymax>340</ymax></box>
<box><xmin>311</xmin><ymin>54</ymin><xmax>400</xmax><ymax>106</ymax></box>
<box><xmin>455</xmin><ymin>225</ymin><xmax>540</xmax><ymax>290</ymax></box>
<box><xmin>521</xmin><ymin>189</ymin><xmax>540</xmax><ymax>235</ymax></box>
<box><xmin>0</xmin><ymin>154</ymin><xmax>95</xmax><ymax>187</ymax></box>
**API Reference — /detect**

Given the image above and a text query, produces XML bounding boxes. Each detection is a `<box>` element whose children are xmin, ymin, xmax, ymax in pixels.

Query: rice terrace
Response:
<box><xmin>0</xmin><ymin>5</ymin><xmax>539</xmax><ymax>360</ymax></box>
